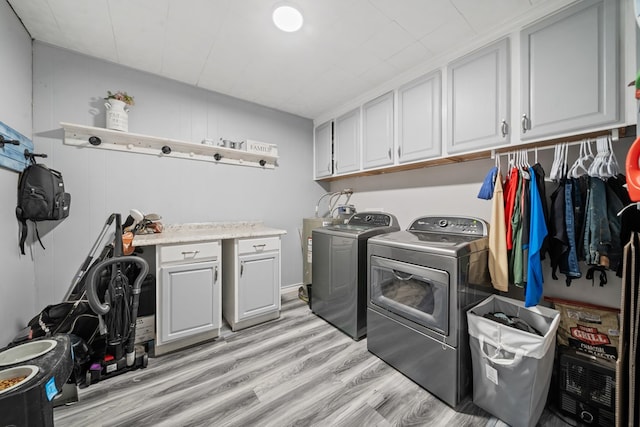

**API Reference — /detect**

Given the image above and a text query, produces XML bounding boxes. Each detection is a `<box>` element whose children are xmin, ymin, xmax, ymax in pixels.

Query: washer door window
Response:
<box><xmin>370</xmin><ymin>256</ymin><xmax>449</xmax><ymax>335</ymax></box>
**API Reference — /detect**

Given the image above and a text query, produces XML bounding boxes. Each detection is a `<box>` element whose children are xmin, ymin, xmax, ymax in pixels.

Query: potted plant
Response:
<box><xmin>104</xmin><ymin>90</ymin><xmax>134</xmax><ymax>132</ymax></box>
<box><xmin>105</xmin><ymin>90</ymin><xmax>134</xmax><ymax>106</ymax></box>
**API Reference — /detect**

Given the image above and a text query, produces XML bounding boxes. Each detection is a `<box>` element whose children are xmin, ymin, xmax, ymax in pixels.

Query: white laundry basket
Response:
<box><xmin>467</xmin><ymin>295</ymin><xmax>560</xmax><ymax>427</ymax></box>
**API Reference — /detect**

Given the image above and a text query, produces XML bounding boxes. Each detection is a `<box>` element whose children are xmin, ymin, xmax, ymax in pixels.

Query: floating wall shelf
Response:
<box><xmin>60</xmin><ymin>122</ymin><xmax>278</xmax><ymax>169</ymax></box>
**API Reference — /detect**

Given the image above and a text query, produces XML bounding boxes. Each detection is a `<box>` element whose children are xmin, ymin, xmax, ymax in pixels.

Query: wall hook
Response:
<box><xmin>24</xmin><ymin>149</ymin><xmax>48</xmax><ymax>163</ymax></box>
<box><xmin>0</xmin><ymin>135</ymin><xmax>19</xmax><ymax>148</ymax></box>
<box><xmin>89</xmin><ymin>136</ymin><xmax>102</xmax><ymax>146</ymax></box>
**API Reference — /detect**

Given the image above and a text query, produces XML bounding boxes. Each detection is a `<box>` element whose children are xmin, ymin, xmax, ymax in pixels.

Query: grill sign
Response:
<box><xmin>555</xmin><ymin>301</ymin><xmax>619</xmax><ymax>361</ymax></box>
<box><xmin>570</xmin><ymin>325</ymin><xmax>610</xmax><ymax>346</ymax></box>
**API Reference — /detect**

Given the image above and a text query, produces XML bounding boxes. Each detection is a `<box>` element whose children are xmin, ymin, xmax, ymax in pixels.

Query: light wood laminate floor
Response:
<box><xmin>54</xmin><ymin>290</ymin><xmax>570</xmax><ymax>427</ymax></box>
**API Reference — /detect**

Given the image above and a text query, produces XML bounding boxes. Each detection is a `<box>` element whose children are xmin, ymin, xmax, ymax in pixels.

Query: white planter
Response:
<box><xmin>105</xmin><ymin>99</ymin><xmax>130</xmax><ymax>132</ymax></box>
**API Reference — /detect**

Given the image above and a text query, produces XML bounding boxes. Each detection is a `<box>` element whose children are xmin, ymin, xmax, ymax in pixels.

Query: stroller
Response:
<box><xmin>14</xmin><ymin>213</ymin><xmax>151</xmax><ymax>387</ymax></box>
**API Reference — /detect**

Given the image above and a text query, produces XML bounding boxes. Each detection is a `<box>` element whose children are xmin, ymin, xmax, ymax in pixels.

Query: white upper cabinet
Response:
<box><xmin>362</xmin><ymin>91</ymin><xmax>394</xmax><ymax>169</ymax></box>
<box><xmin>446</xmin><ymin>38</ymin><xmax>510</xmax><ymax>154</ymax></box>
<box><xmin>398</xmin><ymin>71</ymin><xmax>442</xmax><ymax>163</ymax></box>
<box><xmin>314</xmin><ymin>120</ymin><xmax>333</xmax><ymax>179</ymax></box>
<box><xmin>334</xmin><ymin>108</ymin><xmax>361</xmax><ymax>174</ymax></box>
<box><xmin>520</xmin><ymin>0</ymin><xmax>619</xmax><ymax>140</ymax></box>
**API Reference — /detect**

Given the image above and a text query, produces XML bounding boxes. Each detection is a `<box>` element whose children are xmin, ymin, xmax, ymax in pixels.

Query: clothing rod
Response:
<box><xmin>490</xmin><ymin>130</ymin><xmax>618</xmax><ymax>160</ymax></box>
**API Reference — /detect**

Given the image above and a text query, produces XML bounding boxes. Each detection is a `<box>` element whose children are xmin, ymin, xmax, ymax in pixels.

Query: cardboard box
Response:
<box><xmin>553</xmin><ymin>301</ymin><xmax>619</xmax><ymax>362</ymax></box>
<box><xmin>134</xmin><ymin>315</ymin><xmax>155</xmax><ymax>344</ymax></box>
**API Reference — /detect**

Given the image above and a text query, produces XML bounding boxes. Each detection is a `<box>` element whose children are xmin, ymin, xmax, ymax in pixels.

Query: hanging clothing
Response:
<box><xmin>605</xmin><ymin>180</ymin><xmax>624</xmax><ymax>272</ymax></box>
<box><xmin>525</xmin><ymin>166</ymin><xmax>548</xmax><ymax>307</ymax></box>
<box><xmin>521</xmin><ymin>172</ymin><xmax>531</xmax><ymax>284</ymax></box>
<box><xmin>548</xmin><ymin>181</ymin><xmax>568</xmax><ymax>280</ymax></box>
<box><xmin>532</xmin><ymin>163</ymin><xmax>550</xmax><ymax>259</ymax></box>
<box><xmin>608</xmin><ymin>174</ymin><xmax>640</xmax><ymax>277</ymax></box>
<box><xmin>489</xmin><ymin>172</ymin><xmax>509</xmax><ymax>292</ymax></box>
<box><xmin>504</xmin><ymin>167</ymin><xmax>519</xmax><ymax>251</ymax></box>
<box><xmin>510</xmin><ymin>173</ymin><xmax>525</xmax><ymax>286</ymax></box>
<box><xmin>560</xmin><ymin>179</ymin><xmax>581</xmax><ymax>284</ymax></box>
<box><xmin>583</xmin><ymin>178</ymin><xmax>623</xmax><ymax>269</ymax></box>
<box><xmin>571</xmin><ymin>175</ymin><xmax>589</xmax><ymax>262</ymax></box>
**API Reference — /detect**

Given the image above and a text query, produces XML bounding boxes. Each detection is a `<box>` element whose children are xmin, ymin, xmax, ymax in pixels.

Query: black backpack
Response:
<box><xmin>16</xmin><ymin>160</ymin><xmax>71</xmax><ymax>254</ymax></box>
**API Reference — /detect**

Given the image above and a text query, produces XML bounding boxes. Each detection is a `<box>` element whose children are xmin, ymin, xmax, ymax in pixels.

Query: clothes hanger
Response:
<box><xmin>581</xmin><ymin>139</ymin><xmax>595</xmax><ymax>175</ymax></box>
<box><xmin>520</xmin><ymin>149</ymin><xmax>530</xmax><ymax>179</ymax></box>
<box><xmin>507</xmin><ymin>151</ymin><xmax>515</xmax><ymax>171</ymax></box>
<box><xmin>588</xmin><ymin>137</ymin><xmax>604</xmax><ymax>178</ymax></box>
<box><xmin>569</xmin><ymin>140</ymin><xmax>590</xmax><ymax>178</ymax></box>
<box><xmin>567</xmin><ymin>142</ymin><xmax>581</xmax><ymax>178</ymax></box>
<box><xmin>563</xmin><ymin>142</ymin><xmax>569</xmax><ymax>178</ymax></box>
<box><xmin>606</xmin><ymin>135</ymin><xmax>619</xmax><ymax>177</ymax></box>
<box><xmin>550</xmin><ymin>144</ymin><xmax>561</xmax><ymax>181</ymax></box>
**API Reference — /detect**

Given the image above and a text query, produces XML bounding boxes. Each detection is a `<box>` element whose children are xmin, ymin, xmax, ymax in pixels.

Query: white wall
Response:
<box><xmin>331</xmin><ymin>138</ymin><xmax>633</xmax><ymax>309</ymax></box>
<box><xmin>31</xmin><ymin>42</ymin><xmax>326</xmax><ymax>312</ymax></box>
<box><xmin>0</xmin><ymin>1</ymin><xmax>35</xmax><ymax>346</ymax></box>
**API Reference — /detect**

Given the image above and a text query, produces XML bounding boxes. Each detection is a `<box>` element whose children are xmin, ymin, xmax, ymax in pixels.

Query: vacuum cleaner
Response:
<box><xmin>84</xmin><ymin>254</ymin><xmax>149</xmax><ymax>385</ymax></box>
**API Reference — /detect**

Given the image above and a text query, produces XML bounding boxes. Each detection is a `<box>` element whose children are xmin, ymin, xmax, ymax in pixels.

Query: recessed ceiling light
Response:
<box><xmin>272</xmin><ymin>5</ymin><xmax>303</xmax><ymax>32</ymax></box>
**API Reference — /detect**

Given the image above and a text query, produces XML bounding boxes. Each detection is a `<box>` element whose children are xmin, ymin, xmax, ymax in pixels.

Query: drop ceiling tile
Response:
<box><xmin>419</xmin><ymin>10</ymin><xmax>476</xmax><ymax>56</ymax></box>
<box><xmin>295</xmin><ymin>66</ymin><xmax>361</xmax><ymax>114</ymax></box>
<box><xmin>369</xmin><ymin>0</ymin><xmax>459</xmax><ymax>39</ymax></box>
<box><xmin>161</xmin><ymin>0</ymin><xmax>231</xmax><ymax>84</ymax></box>
<box><xmin>335</xmin><ymin>48</ymin><xmax>384</xmax><ymax>78</ymax></box>
<box><xmin>107</xmin><ymin>0</ymin><xmax>168</xmax><ymax>71</ymax></box>
<box><xmin>361</xmin><ymin>21</ymin><xmax>416</xmax><ymax>61</ymax></box>
<box><xmin>197</xmin><ymin>67</ymin><xmax>239</xmax><ymax>97</ymax></box>
<box><xmin>47</xmin><ymin>0</ymin><xmax>119</xmax><ymax>62</ymax></box>
<box><xmin>451</xmin><ymin>0</ymin><xmax>533</xmax><ymax>33</ymax></box>
<box><xmin>294</xmin><ymin>0</ymin><xmax>360</xmax><ymax>29</ymax></box>
<box><xmin>8</xmin><ymin>1</ymin><xmax>60</xmax><ymax>41</ymax></box>
<box><xmin>329</xmin><ymin>0</ymin><xmax>392</xmax><ymax>50</ymax></box>
<box><xmin>359</xmin><ymin>60</ymin><xmax>398</xmax><ymax>86</ymax></box>
<box><xmin>386</xmin><ymin>41</ymin><xmax>434</xmax><ymax>71</ymax></box>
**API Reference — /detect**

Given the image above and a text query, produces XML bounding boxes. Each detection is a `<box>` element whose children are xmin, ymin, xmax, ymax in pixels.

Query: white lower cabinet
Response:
<box><xmin>155</xmin><ymin>240</ymin><xmax>221</xmax><ymax>355</ymax></box>
<box><xmin>223</xmin><ymin>236</ymin><xmax>281</xmax><ymax>331</ymax></box>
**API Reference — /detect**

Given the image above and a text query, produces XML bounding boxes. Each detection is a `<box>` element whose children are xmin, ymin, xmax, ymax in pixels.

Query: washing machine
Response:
<box><xmin>367</xmin><ymin>216</ymin><xmax>493</xmax><ymax>407</ymax></box>
<box><xmin>312</xmin><ymin>212</ymin><xmax>400</xmax><ymax>340</ymax></box>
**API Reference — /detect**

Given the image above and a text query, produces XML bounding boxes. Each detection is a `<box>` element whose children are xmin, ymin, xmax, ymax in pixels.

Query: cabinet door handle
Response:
<box><xmin>335</xmin><ymin>161</ymin><xmax>338</xmax><ymax>171</ymax></box>
<box><xmin>214</xmin><ymin>265</ymin><xmax>218</xmax><ymax>283</ymax></box>
<box><xmin>327</xmin><ymin>162</ymin><xmax>331</xmax><ymax>172</ymax></box>
<box><xmin>398</xmin><ymin>146</ymin><xmax>401</xmax><ymax>159</ymax></box>
<box><xmin>181</xmin><ymin>250</ymin><xmax>199</xmax><ymax>258</ymax></box>
<box><xmin>253</xmin><ymin>244</ymin><xmax>266</xmax><ymax>251</ymax></box>
<box><xmin>387</xmin><ymin>148</ymin><xmax>391</xmax><ymax>159</ymax></box>
<box><xmin>501</xmin><ymin>120</ymin><xmax>509</xmax><ymax>137</ymax></box>
<box><xmin>240</xmin><ymin>261</ymin><xmax>244</xmax><ymax>277</ymax></box>
<box><xmin>521</xmin><ymin>114</ymin><xmax>530</xmax><ymax>134</ymax></box>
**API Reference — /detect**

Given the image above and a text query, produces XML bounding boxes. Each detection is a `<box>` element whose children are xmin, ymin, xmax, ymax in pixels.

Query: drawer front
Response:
<box><xmin>238</xmin><ymin>237</ymin><xmax>280</xmax><ymax>255</ymax></box>
<box><xmin>160</xmin><ymin>241</ymin><xmax>220</xmax><ymax>264</ymax></box>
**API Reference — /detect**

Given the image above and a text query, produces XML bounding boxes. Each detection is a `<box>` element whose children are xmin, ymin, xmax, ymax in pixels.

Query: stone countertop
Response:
<box><xmin>132</xmin><ymin>221</ymin><xmax>287</xmax><ymax>246</ymax></box>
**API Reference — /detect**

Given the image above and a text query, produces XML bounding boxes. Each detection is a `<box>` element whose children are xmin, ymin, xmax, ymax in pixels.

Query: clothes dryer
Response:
<box><xmin>367</xmin><ymin>216</ymin><xmax>493</xmax><ymax>407</ymax></box>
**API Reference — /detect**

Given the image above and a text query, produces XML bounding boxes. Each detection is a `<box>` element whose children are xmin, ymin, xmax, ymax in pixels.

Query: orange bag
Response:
<box><xmin>626</xmin><ymin>136</ymin><xmax>640</xmax><ymax>201</ymax></box>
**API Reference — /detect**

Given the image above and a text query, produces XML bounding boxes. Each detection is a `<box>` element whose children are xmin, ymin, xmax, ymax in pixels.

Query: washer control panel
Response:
<box><xmin>347</xmin><ymin>212</ymin><xmax>397</xmax><ymax>228</ymax></box>
<box><xmin>409</xmin><ymin>216</ymin><xmax>488</xmax><ymax>236</ymax></box>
